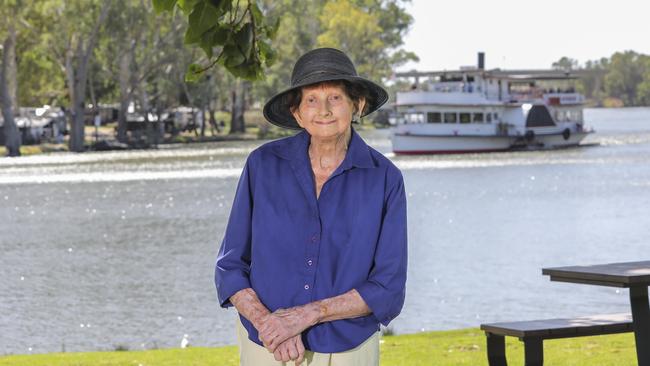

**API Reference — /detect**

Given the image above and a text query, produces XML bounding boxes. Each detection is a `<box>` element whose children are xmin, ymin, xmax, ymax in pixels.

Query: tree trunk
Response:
<box><xmin>155</xmin><ymin>105</ymin><xmax>164</xmax><ymax>145</ymax></box>
<box><xmin>117</xmin><ymin>50</ymin><xmax>130</xmax><ymax>143</ymax></box>
<box><xmin>67</xmin><ymin>3</ymin><xmax>110</xmax><ymax>152</ymax></box>
<box><xmin>138</xmin><ymin>84</ymin><xmax>154</xmax><ymax>147</ymax></box>
<box><xmin>6</xmin><ymin>23</ymin><xmax>18</xmax><ymax>117</ymax></box>
<box><xmin>180</xmin><ymin>73</ymin><xmax>195</xmax><ymax>105</ymax></box>
<box><xmin>230</xmin><ymin>80</ymin><xmax>246</xmax><ymax>134</ymax></box>
<box><xmin>64</xmin><ymin>39</ymin><xmax>75</xmax><ymax>147</ymax></box>
<box><xmin>1</xmin><ymin>25</ymin><xmax>21</xmax><ymax>157</ymax></box>
<box><xmin>208</xmin><ymin>106</ymin><xmax>218</xmax><ymax>135</ymax></box>
<box><xmin>200</xmin><ymin>106</ymin><xmax>206</xmax><ymax>138</ymax></box>
<box><xmin>88</xmin><ymin>67</ymin><xmax>97</xmax><ymax>110</ymax></box>
<box><xmin>69</xmin><ymin>41</ymin><xmax>88</xmax><ymax>152</ymax></box>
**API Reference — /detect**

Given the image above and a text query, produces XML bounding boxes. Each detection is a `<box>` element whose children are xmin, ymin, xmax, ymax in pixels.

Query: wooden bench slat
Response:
<box><xmin>481</xmin><ymin>314</ymin><xmax>634</xmax><ymax>365</ymax></box>
<box><xmin>480</xmin><ymin>313</ymin><xmax>632</xmax><ymax>339</ymax></box>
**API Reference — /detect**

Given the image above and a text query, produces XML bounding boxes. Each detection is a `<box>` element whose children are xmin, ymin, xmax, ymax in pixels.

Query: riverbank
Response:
<box><xmin>0</xmin><ymin>121</ymin><xmax>379</xmax><ymax>157</ymax></box>
<box><xmin>0</xmin><ymin>328</ymin><xmax>637</xmax><ymax>365</ymax></box>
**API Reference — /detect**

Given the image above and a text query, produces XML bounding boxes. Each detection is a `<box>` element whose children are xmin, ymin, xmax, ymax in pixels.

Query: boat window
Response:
<box><xmin>444</xmin><ymin>113</ymin><xmax>457</xmax><ymax>123</ymax></box>
<box><xmin>427</xmin><ymin>112</ymin><xmax>442</xmax><ymax>123</ymax></box>
<box><xmin>563</xmin><ymin>109</ymin><xmax>582</xmax><ymax>122</ymax></box>
<box><xmin>486</xmin><ymin>113</ymin><xmax>492</xmax><ymax>123</ymax></box>
<box><xmin>459</xmin><ymin>113</ymin><xmax>471</xmax><ymax>124</ymax></box>
<box><xmin>441</xmin><ymin>75</ymin><xmax>464</xmax><ymax>82</ymax></box>
<box><xmin>404</xmin><ymin>112</ymin><xmax>424</xmax><ymax>124</ymax></box>
<box><xmin>473</xmin><ymin>113</ymin><xmax>484</xmax><ymax>123</ymax></box>
<box><xmin>493</xmin><ymin>112</ymin><xmax>499</xmax><ymax>120</ymax></box>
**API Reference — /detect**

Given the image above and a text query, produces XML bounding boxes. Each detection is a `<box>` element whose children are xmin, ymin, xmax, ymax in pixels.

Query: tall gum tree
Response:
<box><xmin>43</xmin><ymin>1</ymin><xmax>109</xmax><ymax>152</ymax></box>
<box><xmin>317</xmin><ymin>0</ymin><xmax>417</xmax><ymax>82</ymax></box>
<box><xmin>0</xmin><ymin>3</ymin><xmax>21</xmax><ymax>156</ymax></box>
<box><xmin>102</xmin><ymin>0</ymin><xmax>188</xmax><ymax>144</ymax></box>
<box><xmin>251</xmin><ymin>0</ymin><xmax>416</xmax><ymax>121</ymax></box>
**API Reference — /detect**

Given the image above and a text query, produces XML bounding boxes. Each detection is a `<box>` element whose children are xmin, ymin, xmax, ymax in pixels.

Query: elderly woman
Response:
<box><xmin>215</xmin><ymin>48</ymin><xmax>407</xmax><ymax>366</ymax></box>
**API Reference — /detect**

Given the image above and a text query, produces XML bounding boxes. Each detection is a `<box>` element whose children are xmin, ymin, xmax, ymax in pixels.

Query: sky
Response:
<box><xmin>398</xmin><ymin>0</ymin><xmax>650</xmax><ymax>72</ymax></box>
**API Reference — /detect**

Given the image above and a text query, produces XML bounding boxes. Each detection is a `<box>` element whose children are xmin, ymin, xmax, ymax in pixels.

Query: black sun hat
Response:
<box><xmin>263</xmin><ymin>48</ymin><xmax>389</xmax><ymax>130</ymax></box>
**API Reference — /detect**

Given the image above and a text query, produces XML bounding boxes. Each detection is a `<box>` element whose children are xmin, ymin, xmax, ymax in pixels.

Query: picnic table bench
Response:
<box><xmin>480</xmin><ymin>313</ymin><xmax>633</xmax><ymax>366</ymax></box>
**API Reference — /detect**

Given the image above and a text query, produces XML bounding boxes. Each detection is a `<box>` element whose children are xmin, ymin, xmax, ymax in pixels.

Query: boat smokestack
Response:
<box><xmin>478</xmin><ymin>52</ymin><xmax>485</xmax><ymax>70</ymax></box>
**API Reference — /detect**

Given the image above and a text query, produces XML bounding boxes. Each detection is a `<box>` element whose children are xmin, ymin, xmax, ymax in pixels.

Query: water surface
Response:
<box><xmin>1</xmin><ymin>107</ymin><xmax>649</xmax><ymax>355</ymax></box>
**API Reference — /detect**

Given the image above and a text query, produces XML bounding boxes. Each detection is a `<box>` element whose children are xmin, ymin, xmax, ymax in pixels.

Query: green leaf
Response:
<box><xmin>258</xmin><ymin>40</ymin><xmax>276</xmax><ymax>67</ymax></box>
<box><xmin>250</xmin><ymin>2</ymin><xmax>263</xmax><ymax>25</ymax></box>
<box><xmin>185</xmin><ymin>1</ymin><xmax>223</xmax><ymax>44</ymax></box>
<box><xmin>207</xmin><ymin>0</ymin><xmax>223</xmax><ymax>9</ymax></box>
<box><xmin>222</xmin><ymin>44</ymin><xmax>246</xmax><ymax>68</ymax></box>
<box><xmin>191</xmin><ymin>1</ymin><xmax>222</xmax><ymax>34</ymax></box>
<box><xmin>234</xmin><ymin>22</ymin><xmax>254</xmax><ymax>57</ymax></box>
<box><xmin>185</xmin><ymin>0</ymin><xmax>224</xmax><ymax>44</ymax></box>
<box><xmin>152</xmin><ymin>0</ymin><xmax>177</xmax><ymax>14</ymax></box>
<box><xmin>218</xmin><ymin>0</ymin><xmax>232</xmax><ymax>14</ymax></box>
<box><xmin>227</xmin><ymin>64</ymin><xmax>250</xmax><ymax>79</ymax></box>
<box><xmin>212</xmin><ymin>25</ymin><xmax>230</xmax><ymax>45</ymax></box>
<box><xmin>227</xmin><ymin>57</ymin><xmax>264</xmax><ymax>81</ymax></box>
<box><xmin>265</xmin><ymin>17</ymin><xmax>280</xmax><ymax>40</ymax></box>
<box><xmin>185</xmin><ymin>63</ymin><xmax>204</xmax><ymax>83</ymax></box>
<box><xmin>177</xmin><ymin>0</ymin><xmax>201</xmax><ymax>14</ymax></box>
<box><xmin>199</xmin><ymin>29</ymin><xmax>215</xmax><ymax>58</ymax></box>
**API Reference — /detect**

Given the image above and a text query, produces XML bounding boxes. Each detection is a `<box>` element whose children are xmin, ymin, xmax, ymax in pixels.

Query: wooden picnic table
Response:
<box><xmin>543</xmin><ymin>260</ymin><xmax>650</xmax><ymax>366</ymax></box>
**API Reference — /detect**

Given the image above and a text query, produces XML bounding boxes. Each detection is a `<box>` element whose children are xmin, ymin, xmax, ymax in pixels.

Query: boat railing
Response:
<box><xmin>542</xmin><ymin>93</ymin><xmax>584</xmax><ymax>105</ymax></box>
<box><xmin>504</xmin><ymin>91</ymin><xmax>585</xmax><ymax>105</ymax></box>
<box><xmin>506</xmin><ymin>92</ymin><xmax>545</xmax><ymax>102</ymax></box>
<box><xmin>396</xmin><ymin>91</ymin><xmax>492</xmax><ymax>106</ymax></box>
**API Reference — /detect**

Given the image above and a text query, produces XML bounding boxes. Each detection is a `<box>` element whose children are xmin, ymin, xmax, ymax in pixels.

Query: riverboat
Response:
<box><xmin>391</xmin><ymin>53</ymin><xmax>593</xmax><ymax>154</ymax></box>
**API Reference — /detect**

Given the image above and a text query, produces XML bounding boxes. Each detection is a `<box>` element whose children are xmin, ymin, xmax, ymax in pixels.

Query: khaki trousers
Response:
<box><xmin>236</xmin><ymin>320</ymin><xmax>380</xmax><ymax>366</ymax></box>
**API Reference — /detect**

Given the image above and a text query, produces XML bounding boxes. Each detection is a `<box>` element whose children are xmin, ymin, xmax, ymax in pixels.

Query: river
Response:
<box><xmin>1</xmin><ymin>107</ymin><xmax>649</xmax><ymax>355</ymax></box>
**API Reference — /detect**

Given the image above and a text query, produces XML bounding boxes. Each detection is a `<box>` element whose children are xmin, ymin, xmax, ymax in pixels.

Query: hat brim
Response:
<box><xmin>263</xmin><ymin>75</ymin><xmax>389</xmax><ymax>130</ymax></box>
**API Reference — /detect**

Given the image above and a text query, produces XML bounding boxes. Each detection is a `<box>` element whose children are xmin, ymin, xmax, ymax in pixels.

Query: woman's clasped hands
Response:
<box><xmin>256</xmin><ymin>304</ymin><xmax>321</xmax><ymax>364</ymax></box>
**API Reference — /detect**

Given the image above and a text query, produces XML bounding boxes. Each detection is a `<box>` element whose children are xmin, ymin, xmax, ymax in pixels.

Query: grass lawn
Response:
<box><xmin>0</xmin><ymin>328</ymin><xmax>637</xmax><ymax>365</ymax></box>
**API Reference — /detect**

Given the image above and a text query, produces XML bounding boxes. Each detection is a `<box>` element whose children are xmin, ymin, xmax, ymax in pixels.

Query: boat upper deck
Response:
<box><xmin>395</xmin><ymin>68</ymin><xmax>585</xmax><ymax>107</ymax></box>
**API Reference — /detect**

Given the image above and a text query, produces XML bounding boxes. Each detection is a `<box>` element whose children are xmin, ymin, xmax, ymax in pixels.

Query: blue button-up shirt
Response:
<box><xmin>215</xmin><ymin>128</ymin><xmax>407</xmax><ymax>353</ymax></box>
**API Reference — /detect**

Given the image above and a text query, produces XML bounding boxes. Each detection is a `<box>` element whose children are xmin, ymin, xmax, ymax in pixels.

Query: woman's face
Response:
<box><xmin>291</xmin><ymin>83</ymin><xmax>363</xmax><ymax>141</ymax></box>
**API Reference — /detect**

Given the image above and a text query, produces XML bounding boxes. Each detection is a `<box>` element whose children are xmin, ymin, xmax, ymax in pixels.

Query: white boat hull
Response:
<box><xmin>391</xmin><ymin>128</ymin><xmax>593</xmax><ymax>154</ymax></box>
<box><xmin>515</xmin><ymin>131</ymin><xmax>591</xmax><ymax>149</ymax></box>
<box><xmin>392</xmin><ymin>133</ymin><xmax>514</xmax><ymax>154</ymax></box>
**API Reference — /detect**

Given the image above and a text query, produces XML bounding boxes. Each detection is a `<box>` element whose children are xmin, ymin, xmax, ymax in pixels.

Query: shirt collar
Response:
<box><xmin>280</xmin><ymin>127</ymin><xmax>375</xmax><ymax>169</ymax></box>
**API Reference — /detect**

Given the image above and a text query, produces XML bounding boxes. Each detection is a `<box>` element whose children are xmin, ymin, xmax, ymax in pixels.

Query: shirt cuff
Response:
<box><xmin>355</xmin><ymin>281</ymin><xmax>401</xmax><ymax>326</ymax></box>
<box><xmin>216</xmin><ymin>271</ymin><xmax>252</xmax><ymax>308</ymax></box>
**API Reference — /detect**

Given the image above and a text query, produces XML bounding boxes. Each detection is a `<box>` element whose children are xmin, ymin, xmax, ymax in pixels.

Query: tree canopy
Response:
<box><xmin>553</xmin><ymin>51</ymin><xmax>650</xmax><ymax>107</ymax></box>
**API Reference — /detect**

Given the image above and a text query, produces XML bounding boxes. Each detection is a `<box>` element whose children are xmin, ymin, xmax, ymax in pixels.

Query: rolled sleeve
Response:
<box><xmin>356</xmin><ymin>174</ymin><xmax>408</xmax><ymax>326</ymax></box>
<box><xmin>215</xmin><ymin>155</ymin><xmax>255</xmax><ymax>308</ymax></box>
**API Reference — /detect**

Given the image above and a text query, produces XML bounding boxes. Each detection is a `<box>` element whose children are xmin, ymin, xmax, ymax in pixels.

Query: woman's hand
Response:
<box><xmin>258</xmin><ymin>305</ymin><xmax>319</xmax><ymax>353</ymax></box>
<box><xmin>273</xmin><ymin>334</ymin><xmax>305</xmax><ymax>365</ymax></box>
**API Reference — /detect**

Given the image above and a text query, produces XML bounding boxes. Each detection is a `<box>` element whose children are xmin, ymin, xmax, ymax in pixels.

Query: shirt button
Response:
<box><xmin>307</xmin><ymin>260</ymin><xmax>313</xmax><ymax>266</ymax></box>
<box><xmin>304</xmin><ymin>284</ymin><xmax>310</xmax><ymax>290</ymax></box>
<box><xmin>311</xmin><ymin>235</ymin><xmax>318</xmax><ymax>243</ymax></box>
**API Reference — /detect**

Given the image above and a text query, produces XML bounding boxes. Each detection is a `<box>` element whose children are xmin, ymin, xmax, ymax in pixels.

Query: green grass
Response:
<box><xmin>0</xmin><ymin>328</ymin><xmax>638</xmax><ymax>365</ymax></box>
<box><xmin>0</xmin><ymin>346</ymin><xmax>239</xmax><ymax>366</ymax></box>
<box><xmin>379</xmin><ymin>329</ymin><xmax>636</xmax><ymax>366</ymax></box>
